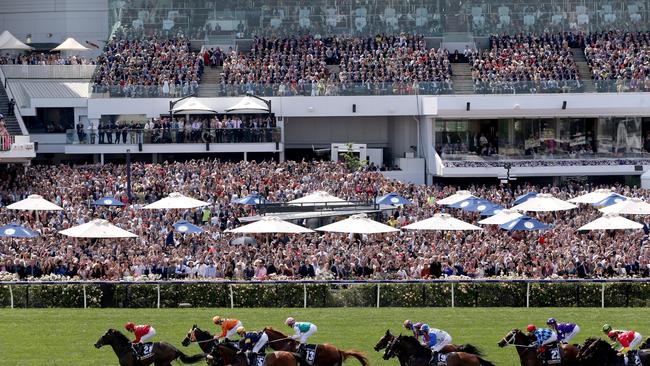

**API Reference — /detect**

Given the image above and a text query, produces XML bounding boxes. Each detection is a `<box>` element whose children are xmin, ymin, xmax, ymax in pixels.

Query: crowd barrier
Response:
<box><xmin>1</xmin><ymin>279</ymin><xmax>649</xmax><ymax>309</ymax></box>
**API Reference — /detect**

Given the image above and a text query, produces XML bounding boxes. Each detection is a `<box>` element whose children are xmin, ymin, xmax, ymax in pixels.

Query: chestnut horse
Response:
<box><xmin>498</xmin><ymin>329</ymin><xmax>579</xmax><ymax>366</ymax></box>
<box><xmin>262</xmin><ymin>327</ymin><xmax>368</xmax><ymax>366</ymax></box>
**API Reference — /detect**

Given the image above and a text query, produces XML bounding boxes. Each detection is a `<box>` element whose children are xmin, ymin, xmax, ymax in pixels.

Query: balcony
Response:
<box><xmin>0</xmin><ymin>135</ymin><xmax>35</xmax><ymax>162</ymax></box>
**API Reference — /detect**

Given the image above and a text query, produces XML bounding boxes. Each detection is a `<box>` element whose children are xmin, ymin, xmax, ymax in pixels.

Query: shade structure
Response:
<box><xmin>0</xmin><ymin>223</ymin><xmax>39</xmax><ymax>238</ymax></box>
<box><xmin>59</xmin><ymin>219</ymin><xmax>137</xmax><ymax>238</ymax></box>
<box><xmin>172</xmin><ymin>220</ymin><xmax>204</xmax><ymax>234</ymax></box>
<box><xmin>226</xmin><ymin>216</ymin><xmax>314</xmax><ymax>234</ymax></box>
<box><xmin>143</xmin><ymin>192</ymin><xmax>209</xmax><ymax>209</ymax></box>
<box><xmin>577</xmin><ymin>214</ymin><xmax>643</xmax><ymax>231</ymax></box>
<box><xmin>500</xmin><ymin>216</ymin><xmax>548</xmax><ymax>231</ymax></box>
<box><xmin>230</xmin><ymin>236</ymin><xmax>256</xmax><ymax>245</ymax></box>
<box><xmin>478</xmin><ymin>209</ymin><xmax>524</xmax><ymax>225</ymax></box>
<box><xmin>403</xmin><ymin>213</ymin><xmax>482</xmax><ymax>231</ymax></box>
<box><xmin>480</xmin><ymin>204</ymin><xmax>506</xmax><ymax>217</ymax></box>
<box><xmin>437</xmin><ymin>190</ymin><xmax>475</xmax><ymax>206</ymax></box>
<box><xmin>225</xmin><ymin>95</ymin><xmax>270</xmax><ymax>114</ymax></box>
<box><xmin>599</xmin><ymin>197</ymin><xmax>650</xmax><ymax>215</ymax></box>
<box><xmin>315</xmin><ymin>214</ymin><xmax>399</xmax><ymax>234</ymax></box>
<box><xmin>93</xmin><ymin>197</ymin><xmax>124</xmax><ymax>206</ymax></box>
<box><xmin>513</xmin><ymin>192</ymin><xmax>537</xmax><ymax>205</ymax></box>
<box><xmin>51</xmin><ymin>37</ymin><xmax>89</xmax><ymax>51</ymax></box>
<box><xmin>376</xmin><ymin>192</ymin><xmax>412</xmax><ymax>205</ymax></box>
<box><xmin>0</xmin><ymin>31</ymin><xmax>32</xmax><ymax>50</ymax></box>
<box><xmin>592</xmin><ymin>193</ymin><xmax>627</xmax><ymax>208</ymax></box>
<box><xmin>568</xmin><ymin>188</ymin><xmax>616</xmax><ymax>204</ymax></box>
<box><xmin>235</xmin><ymin>194</ymin><xmax>269</xmax><ymax>205</ymax></box>
<box><xmin>6</xmin><ymin>194</ymin><xmax>63</xmax><ymax>211</ymax></box>
<box><xmin>449</xmin><ymin>197</ymin><xmax>496</xmax><ymax>213</ymax></box>
<box><xmin>511</xmin><ymin>193</ymin><xmax>577</xmax><ymax>212</ymax></box>
<box><xmin>288</xmin><ymin>191</ymin><xmax>348</xmax><ymax>206</ymax></box>
<box><xmin>171</xmin><ymin>98</ymin><xmax>217</xmax><ymax>114</ymax></box>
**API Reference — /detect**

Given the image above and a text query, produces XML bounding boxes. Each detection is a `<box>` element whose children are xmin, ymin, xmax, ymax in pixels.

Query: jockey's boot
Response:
<box><xmin>133</xmin><ymin>343</ymin><xmax>143</xmax><ymax>357</ymax></box>
<box><xmin>429</xmin><ymin>351</ymin><xmax>438</xmax><ymax>366</ymax></box>
<box><xmin>297</xmin><ymin>343</ymin><xmax>306</xmax><ymax>359</ymax></box>
<box><xmin>248</xmin><ymin>351</ymin><xmax>256</xmax><ymax>366</ymax></box>
<box><xmin>626</xmin><ymin>350</ymin><xmax>638</xmax><ymax>366</ymax></box>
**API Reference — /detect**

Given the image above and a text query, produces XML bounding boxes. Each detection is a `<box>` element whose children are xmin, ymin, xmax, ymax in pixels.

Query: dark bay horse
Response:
<box><xmin>263</xmin><ymin>327</ymin><xmax>369</xmax><ymax>366</ymax></box>
<box><xmin>181</xmin><ymin>325</ymin><xmax>244</xmax><ymax>366</ymax></box>
<box><xmin>374</xmin><ymin>329</ymin><xmax>485</xmax><ymax>359</ymax></box>
<box><xmin>498</xmin><ymin>329</ymin><xmax>579</xmax><ymax>366</ymax></box>
<box><xmin>577</xmin><ymin>338</ymin><xmax>650</xmax><ymax>366</ymax></box>
<box><xmin>383</xmin><ymin>335</ymin><xmax>496</xmax><ymax>366</ymax></box>
<box><xmin>95</xmin><ymin>329</ymin><xmax>205</xmax><ymax>366</ymax></box>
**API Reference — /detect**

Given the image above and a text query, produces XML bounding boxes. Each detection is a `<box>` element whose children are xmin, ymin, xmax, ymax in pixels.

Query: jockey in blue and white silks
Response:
<box><xmin>419</xmin><ymin>324</ymin><xmax>452</xmax><ymax>352</ymax></box>
<box><xmin>527</xmin><ymin>324</ymin><xmax>558</xmax><ymax>348</ymax></box>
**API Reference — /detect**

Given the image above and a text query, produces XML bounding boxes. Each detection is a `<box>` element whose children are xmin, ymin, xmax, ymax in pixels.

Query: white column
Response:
<box><xmin>157</xmin><ymin>284</ymin><xmax>161</xmax><ymax>309</ymax></box>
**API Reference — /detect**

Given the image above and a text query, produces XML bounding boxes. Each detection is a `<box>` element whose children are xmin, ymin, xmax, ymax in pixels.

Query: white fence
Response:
<box><xmin>0</xmin><ymin>65</ymin><xmax>96</xmax><ymax>79</ymax></box>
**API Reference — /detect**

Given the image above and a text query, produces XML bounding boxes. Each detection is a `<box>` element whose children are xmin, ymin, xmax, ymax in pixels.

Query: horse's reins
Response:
<box><xmin>500</xmin><ymin>333</ymin><xmax>537</xmax><ymax>348</ymax></box>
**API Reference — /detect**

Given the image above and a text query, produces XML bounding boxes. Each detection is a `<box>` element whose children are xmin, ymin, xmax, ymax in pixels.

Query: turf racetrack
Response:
<box><xmin>0</xmin><ymin>307</ymin><xmax>649</xmax><ymax>365</ymax></box>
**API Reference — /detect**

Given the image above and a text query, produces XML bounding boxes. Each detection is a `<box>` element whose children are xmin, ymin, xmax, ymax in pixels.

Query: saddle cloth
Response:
<box><xmin>429</xmin><ymin>352</ymin><xmax>448</xmax><ymax>366</ymax></box>
<box><xmin>305</xmin><ymin>344</ymin><xmax>317</xmax><ymax>365</ymax></box>
<box><xmin>543</xmin><ymin>344</ymin><xmax>561</xmax><ymax>365</ymax></box>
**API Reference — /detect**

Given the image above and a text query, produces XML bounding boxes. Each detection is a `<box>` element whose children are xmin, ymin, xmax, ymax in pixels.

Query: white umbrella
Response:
<box><xmin>0</xmin><ymin>31</ymin><xmax>32</xmax><ymax>50</ymax></box>
<box><xmin>437</xmin><ymin>190</ymin><xmax>475</xmax><ymax>206</ymax></box>
<box><xmin>403</xmin><ymin>213</ymin><xmax>482</xmax><ymax>231</ymax></box>
<box><xmin>59</xmin><ymin>219</ymin><xmax>137</xmax><ymax>238</ymax></box>
<box><xmin>6</xmin><ymin>194</ymin><xmax>63</xmax><ymax>211</ymax></box>
<box><xmin>171</xmin><ymin>98</ymin><xmax>217</xmax><ymax>114</ymax></box>
<box><xmin>288</xmin><ymin>191</ymin><xmax>349</xmax><ymax>206</ymax></box>
<box><xmin>568</xmin><ymin>188</ymin><xmax>616</xmax><ymax>204</ymax></box>
<box><xmin>226</xmin><ymin>216</ymin><xmax>313</xmax><ymax>234</ymax></box>
<box><xmin>599</xmin><ymin>197</ymin><xmax>650</xmax><ymax>215</ymax></box>
<box><xmin>315</xmin><ymin>214</ymin><xmax>399</xmax><ymax>234</ymax></box>
<box><xmin>478</xmin><ymin>209</ymin><xmax>524</xmax><ymax>225</ymax></box>
<box><xmin>51</xmin><ymin>37</ymin><xmax>89</xmax><ymax>51</ymax></box>
<box><xmin>511</xmin><ymin>193</ymin><xmax>577</xmax><ymax>212</ymax></box>
<box><xmin>578</xmin><ymin>213</ymin><xmax>644</xmax><ymax>231</ymax></box>
<box><xmin>225</xmin><ymin>96</ymin><xmax>270</xmax><ymax>114</ymax></box>
<box><xmin>143</xmin><ymin>192</ymin><xmax>209</xmax><ymax>209</ymax></box>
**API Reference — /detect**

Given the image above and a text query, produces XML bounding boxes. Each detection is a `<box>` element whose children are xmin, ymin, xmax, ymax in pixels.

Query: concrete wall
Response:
<box><xmin>387</xmin><ymin>116</ymin><xmax>418</xmax><ymax>159</ymax></box>
<box><xmin>284</xmin><ymin>116</ymin><xmax>389</xmax><ymax>147</ymax></box>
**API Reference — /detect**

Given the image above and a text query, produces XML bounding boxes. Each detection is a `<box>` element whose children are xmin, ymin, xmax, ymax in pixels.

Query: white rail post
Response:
<box><xmin>156</xmin><ymin>284</ymin><xmax>161</xmax><ymax>309</ymax></box>
<box><xmin>526</xmin><ymin>283</ymin><xmax>530</xmax><ymax>308</ymax></box>
<box><xmin>451</xmin><ymin>283</ymin><xmax>455</xmax><ymax>308</ymax></box>
<box><xmin>303</xmin><ymin>284</ymin><xmax>307</xmax><ymax>308</ymax></box>
<box><xmin>229</xmin><ymin>284</ymin><xmax>234</xmax><ymax>309</ymax></box>
<box><xmin>83</xmin><ymin>285</ymin><xmax>87</xmax><ymax>309</ymax></box>
<box><xmin>8</xmin><ymin>285</ymin><xmax>13</xmax><ymax>309</ymax></box>
<box><xmin>601</xmin><ymin>283</ymin><xmax>605</xmax><ymax>308</ymax></box>
<box><xmin>376</xmin><ymin>284</ymin><xmax>381</xmax><ymax>308</ymax></box>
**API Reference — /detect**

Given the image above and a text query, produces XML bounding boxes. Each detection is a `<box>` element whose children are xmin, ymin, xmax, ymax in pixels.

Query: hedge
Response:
<box><xmin>0</xmin><ymin>282</ymin><xmax>648</xmax><ymax>308</ymax></box>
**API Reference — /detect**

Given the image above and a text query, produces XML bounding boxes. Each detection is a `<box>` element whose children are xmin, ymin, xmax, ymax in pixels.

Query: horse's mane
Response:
<box><xmin>263</xmin><ymin>327</ymin><xmax>287</xmax><ymax>337</ymax></box>
<box><xmin>579</xmin><ymin>338</ymin><xmax>619</xmax><ymax>362</ymax></box>
<box><xmin>109</xmin><ymin>329</ymin><xmax>131</xmax><ymax>345</ymax></box>
<box><xmin>193</xmin><ymin>325</ymin><xmax>213</xmax><ymax>339</ymax></box>
<box><xmin>398</xmin><ymin>335</ymin><xmax>430</xmax><ymax>355</ymax></box>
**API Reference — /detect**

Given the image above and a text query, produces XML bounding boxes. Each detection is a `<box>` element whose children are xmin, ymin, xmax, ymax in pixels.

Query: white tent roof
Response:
<box><xmin>59</xmin><ymin>219</ymin><xmax>138</xmax><ymax>238</ymax></box>
<box><xmin>567</xmin><ymin>188</ymin><xmax>616</xmax><ymax>204</ymax></box>
<box><xmin>437</xmin><ymin>190</ymin><xmax>475</xmax><ymax>205</ymax></box>
<box><xmin>52</xmin><ymin>37</ymin><xmax>89</xmax><ymax>51</ymax></box>
<box><xmin>225</xmin><ymin>96</ymin><xmax>270</xmax><ymax>114</ymax></box>
<box><xmin>599</xmin><ymin>197</ymin><xmax>650</xmax><ymax>215</ymax></box>
<box><xmin>511</xmin><ymin>193</ymin><xmax>577</xmax><ymax>212</ymax></box>
<box><xmin>288</xmin><ymin>191</ymin><xmax>349</xmax><ymax>206</ymax></box>
<box><xmin>143</xmin><ymin>192</ymin><xmax>209</xmax><ymax>209</ymax></box>
<box><xmin>0</xmin><ymin>31</ymin><xmax>32</xmax><ymax>50</ymax></box>
<box><xmin>477</xmin><ymin>209</ymin><xmax>524</xmax><ymax>225</ymax></box>
<box><xmin>6</xmin><ymin>194</ymin><xmax>63</xmax><ymax>211</ymax></box>
<box><xmin>226</xmin><ymin>216</ymin><xmax>314</xmax><ymax>234</ymax></box>
<box><xmin>315</xmin><ymin>214</ymin><xmax>399</xmax><ymax>234</ymax></box>
<box><xmin>403</xmin><ymin>213</ymin><xmax>482</xmax><ymax>231</ymax></box>
<box><xmin>578</xmin><ymin>214</ymin><xmax>644</xmax><ymax>231</ymax></box>
<box><xmin>171</xmin><ymin>98</ymin><xmax>217</xmax><ymax>114</ymax></box>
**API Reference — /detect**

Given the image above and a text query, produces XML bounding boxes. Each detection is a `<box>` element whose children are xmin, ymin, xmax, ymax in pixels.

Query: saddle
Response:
<box><xmin>132</xmin><ymin>342</ymin><xmax>154</xmax><ymax>361</ymax></box>
<box><xmin>428</xmin><ymin>352</ymin><xmax>448</xmax><ymax>366</ymax></box>
<box><xmin>295</xmin><ymin>344</ymin><xmax>318</xmax><ymax>366</ymax></box>
<box><xmin>538</xmin><ymin>343</ymin><xmax>561</xmax><ymax>366</ymax></box>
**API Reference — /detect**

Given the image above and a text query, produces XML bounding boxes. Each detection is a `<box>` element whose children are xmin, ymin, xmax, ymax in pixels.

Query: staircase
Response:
<box><xmin>572</xmin><ymin>48</ymin><xmax>595</xmax><ymax>93</ymax></box>
<box><xmin>197</xmin><ymin>66</ymin><xmax>222</xmax><ymax>97</ymax></box>
<box><xmin>450</xmin><ymin>63</ymin><xmax>474</xmax><ymax>94</ymax></box>
<box><xmin>0</xmin><ymin>83</ymin><xmax>22</xmax><ymax>135</ymax></box>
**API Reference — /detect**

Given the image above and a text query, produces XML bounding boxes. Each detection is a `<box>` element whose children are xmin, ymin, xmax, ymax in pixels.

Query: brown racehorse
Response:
<box><xmin>374</xmin><ymin>329</ymin><xmax>486</xmax><ymax>359</ymax></box>
<box><xmin>577</xmin><ymin>337</ymin><xmax>650</xmax><ymax>366</ymax></box>
<box><xmin>95</xmin><ymin>329</ymin><xmax>206</xmax><ymax>366</ymax></box>
<box><xmin>498</xmin><ymin>329</ymin><xmax>579</xmax><ymax>366</ymax></box>
<box><xmin>264</xmin><ymin>351</ymin><xmax>299</xmax><ymax>366</ymax></box>
<box><xmin>383</xmin><ymin>335</ymin><xmax>496</xmax><ymax>366</ymax></box>
<box><xmin>263</xmin><ymin>327</ymin><xmax>369</xmax><ymax>366</ymax></box>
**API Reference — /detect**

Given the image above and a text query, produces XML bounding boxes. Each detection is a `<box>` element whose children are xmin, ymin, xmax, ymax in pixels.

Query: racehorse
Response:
<box><xmin>95</xmin><ymin>329</ymin><xmax>205</xmax><ymax>366</ymax></box>
<box><xmin>642</xmin><ymin>337</ymin><xmax>650</xmax><ymax>350</ymax></box>
<box><xmin>498</xmin><ymin>329</ymin><xmax>579</xmax><ymax>366</ymax></box>
<box><xmin>577</xmin><ymin>337</ymin><xmax>650</xmax><ymax>366</ymax></box>
<box><xmin>262</xmin><ymin>327</ymin><xmax>369</xmax><ymax>366</ymax></box>
<box><xmin>374</xmin><ymin>330</ymin><xmax>485</xmax><ymax>366</ymax></box>
<box><xmin>383</xmin><ymin>335</ymin><xmax>496</xmax><ymax>366</ymax></box>
<box><xmin>181</xmin><ymin>325</ymin><xmax>217</xmax><ymax>354</ymax></box>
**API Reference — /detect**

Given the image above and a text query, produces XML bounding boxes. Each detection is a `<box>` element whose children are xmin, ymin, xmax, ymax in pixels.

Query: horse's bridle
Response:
<box><xmin>500</xmin><ymin>331</ymin><xmax>537</xmax><ymax>348</ymax></box>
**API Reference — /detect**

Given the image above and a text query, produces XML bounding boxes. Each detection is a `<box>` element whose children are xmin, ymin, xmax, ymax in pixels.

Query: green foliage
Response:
<box><xmin>339</xmin><ymin>142</ymin><xmax>366</xmax><ymax>171</ymax></box>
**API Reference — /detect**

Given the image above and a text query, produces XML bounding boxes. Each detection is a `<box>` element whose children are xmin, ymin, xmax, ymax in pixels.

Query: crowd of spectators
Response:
<box><xmin>0</xmin><ymin>159</ymin><xmax>649</xmax><ymax>281</ymax></box>
<box><xmin>468</xmin><ymin>32</ymin><xmax>583</xmax><ymax>94</ymax></box>
<box><xmin>442</xmin><ymin>158</ymin><xmax>650</xmax><ymax>168</ymax></box>
<box><xmin>0</xmin><ymin>53</ymin><xmax>95</xmax><ymax>66</ymax></box>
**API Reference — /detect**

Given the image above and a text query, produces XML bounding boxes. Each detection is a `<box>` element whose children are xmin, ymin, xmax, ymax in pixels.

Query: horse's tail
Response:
<box><xmin>176</xmin><ymin>350</ymin><xmax>206</xmax><ymax>364</ymax></box>
<box><xmin>477</xmin><ymin>357</ymin><xmax>496</xmax><ymax>366</ymax></box>
<box><xmin>456</xmin><ymin>343</ymin><xmax>484</xmax><ymax>356</ymax></box>
<box><xmin>339</xmin><ymin>349</ymin><xmax>369</xmax><ymax>366</ymax></box>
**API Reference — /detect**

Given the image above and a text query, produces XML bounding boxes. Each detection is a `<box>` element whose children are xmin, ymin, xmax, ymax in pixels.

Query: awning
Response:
<box><xmin>52</xmin><ymin>37</ymin><xmax>89</xmax><ymax>51</ymax></box>
<box><xmin>171</xmin><ymin>98</ymin><xmax>217</xmax><ymax>114</ymax></box>
<box><xmin>226</xmin><ymin>96</ymin><xmax>270</xmax><ymax>114</ymax></box>
<box><xmin>0</xmin><ymin>31</ymin><xmax>33</xmax><ymax>50</ymax></box>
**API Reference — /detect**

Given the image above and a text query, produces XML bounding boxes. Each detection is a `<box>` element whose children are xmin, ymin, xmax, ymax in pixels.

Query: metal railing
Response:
<box><xmin>1</xmin><ymin>279</ymin><xmax>649</xmax><ymax>309</ymax></box>
<box><xmin>67</xmin><ymin>128</ymin><xmax>281</xmax><ymax>145</ymax></box>
<box><xmin>0</xmin><ymin>134</ymin><xmax>14</xmax><ymax>151</ymax></box>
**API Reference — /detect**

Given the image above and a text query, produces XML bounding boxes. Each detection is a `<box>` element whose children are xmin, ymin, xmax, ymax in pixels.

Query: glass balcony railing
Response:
<box><xmin>66</xmin><ymin>128</ymin><xmax>281</xmax><ymax>145</ymax></box>
<box><xmin>0</xmin><ymin>134</ymin><xmax>13</xmax><ymax>151</ymax></box>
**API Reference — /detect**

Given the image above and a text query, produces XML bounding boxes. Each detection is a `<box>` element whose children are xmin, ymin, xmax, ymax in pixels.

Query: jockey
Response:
<box><xmin>419</xmin><ymin>324</ymin><xmax>452</xmax><ymax>353</ymax></box>
<box><xmin>125</xmin><ymin>322</ymin><xmax>156</xmax><ymax>355</ymax></box>
<box><xmin>527</xmin><ymin>325</ymin><xmax>558</xmax><ymax>351</ymax></box>
<box><xmin>546</xmin><ymin>318</ymin><xmax>580</xmax><ymax>343</ymax></box>
<box><xmin>212</xmin><ymin>316</ymin><xmax>242</xmax><ymax>342</ymax></box>
<box><xmin>285</xmin><ymin>317</ymin><xmax>317</xmax><ymax>357</ymax></box>
<box><xmin>607</xmin><ymin>329</ymin><xmax>643</xmax><ymax>355</ymax></box>
<box><xmin>403</xmin><ymin>320</ymin><xmax>422</xmax><ymax>339</ymax></box>
<box><xmin>236</xmin><ymin>326</ymin><xmax>268</xmax><ymax>365</ymax></box>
